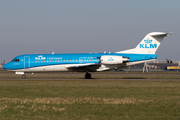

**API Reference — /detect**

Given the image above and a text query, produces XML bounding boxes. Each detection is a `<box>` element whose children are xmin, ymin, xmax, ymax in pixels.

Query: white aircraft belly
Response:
<box><xmin>14</xmin><ymin>64</ymin><xmax>96</xmax><ymax>72</ymax></box>
<box><xmin>14</xmin><ymin>64</ymin><xmax>68</xmax><ymax>72</ymax></box>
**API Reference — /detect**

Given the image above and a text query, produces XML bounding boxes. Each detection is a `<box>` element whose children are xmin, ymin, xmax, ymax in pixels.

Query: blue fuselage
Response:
<box><xmin>3</xmin><ymin>53</ymin><xmax>157</xmax><ymax>71</ymax></box>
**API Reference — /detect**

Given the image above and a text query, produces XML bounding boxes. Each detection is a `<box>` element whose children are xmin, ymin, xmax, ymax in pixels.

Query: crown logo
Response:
<box><xmin>35</xmin><ymin>55</ymin><xmax>46</xmax><ymax>60</ymax></box>
<box><xmin>144</xmin><ymin>38</ymin><xmax>152</xmax><ymax>43</ymax></box>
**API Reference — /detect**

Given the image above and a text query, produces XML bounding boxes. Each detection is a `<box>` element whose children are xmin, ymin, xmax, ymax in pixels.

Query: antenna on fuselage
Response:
<box><xmin>52</xmin><ymin>52</ymin><xmax>54</xmax><ymax>54</ymax></box>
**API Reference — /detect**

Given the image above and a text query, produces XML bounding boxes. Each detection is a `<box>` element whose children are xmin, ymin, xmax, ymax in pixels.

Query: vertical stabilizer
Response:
<box><xmin>116</xmin><ymin>32</ymin><xmax>173</xmax><ymax>54</ymax></box>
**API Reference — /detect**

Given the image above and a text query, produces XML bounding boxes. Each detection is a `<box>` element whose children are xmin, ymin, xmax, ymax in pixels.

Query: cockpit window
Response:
<box><xmin>11</xmin><ymin>59</ymin><xmax>20</xmax><ymax>62</ymax></box>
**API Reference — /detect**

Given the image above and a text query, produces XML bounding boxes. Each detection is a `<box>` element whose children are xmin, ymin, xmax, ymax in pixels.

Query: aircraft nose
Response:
<box><xmin>3</xmin><ymin>63</ymin><xmax>11</xmax><ymax>70</ymax></box>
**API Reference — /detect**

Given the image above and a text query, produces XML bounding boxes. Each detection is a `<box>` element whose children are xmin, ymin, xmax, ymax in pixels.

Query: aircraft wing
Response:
<box><xmin>66</xmin><ymin>63</ymin><xmax>101</xmax><ymax>72</ymax></box>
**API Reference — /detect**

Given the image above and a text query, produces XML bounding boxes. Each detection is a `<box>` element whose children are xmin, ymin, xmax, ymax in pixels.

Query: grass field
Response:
<box><xmin>0</xmin><ymin>79</ymin><xmax>180</xmax><ymax>120</ymax></box>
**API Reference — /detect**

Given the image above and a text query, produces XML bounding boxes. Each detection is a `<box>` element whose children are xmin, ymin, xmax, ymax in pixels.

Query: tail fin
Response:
<box><xmin>116</xmin><ymin>32</ymin><xmax>173</xmax><ymax>54</ymax></box>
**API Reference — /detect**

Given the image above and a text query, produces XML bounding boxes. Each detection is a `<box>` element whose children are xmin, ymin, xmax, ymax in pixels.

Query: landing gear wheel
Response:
<box><xmin>85</xmin><ymin>73</ymin><xmax>91</xmax><ymax>79</ymax></box>
<box><xmin>22</xmin><ymin>75</ymin><xmax>26</xmax><ymax>79</ymax></box>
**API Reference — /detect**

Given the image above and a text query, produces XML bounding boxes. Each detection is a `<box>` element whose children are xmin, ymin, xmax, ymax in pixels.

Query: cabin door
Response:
<box><xmin>24</xmin><ymin>56</ymin><xmax>30</xmax><ymax>69</ymax></box>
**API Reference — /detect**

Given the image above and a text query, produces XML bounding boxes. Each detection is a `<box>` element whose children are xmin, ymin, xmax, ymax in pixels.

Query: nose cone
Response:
<box><xmin>3</xmin><ymin>63</ymin><xmax>11</xmax><ymax>70</ymax></box>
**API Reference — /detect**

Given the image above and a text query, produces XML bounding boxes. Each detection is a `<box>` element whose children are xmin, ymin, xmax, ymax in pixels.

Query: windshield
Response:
<box><xmin>11</xmin><ymin>59</ymin><xmax>20</xmax><ymax>62</ymax></box>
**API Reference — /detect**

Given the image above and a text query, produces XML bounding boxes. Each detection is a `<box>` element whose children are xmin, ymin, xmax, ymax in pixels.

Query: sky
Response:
<box><xmin>0</xmin><ymin>0</ymin><xmax>180</xmax><ymax>63</ymax></box>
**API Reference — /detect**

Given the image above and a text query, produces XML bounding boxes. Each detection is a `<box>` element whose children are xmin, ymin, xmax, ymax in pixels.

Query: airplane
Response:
<box><xmin>3</xmin><ymin>32</ymin><xmax>173</xmax><ymax>79</ymax></box>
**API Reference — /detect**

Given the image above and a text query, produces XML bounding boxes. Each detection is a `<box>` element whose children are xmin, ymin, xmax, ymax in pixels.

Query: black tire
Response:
<box><xmin>22</xmin><ymin>75</ymin><xmax>26</xmax><ymax>79</ymax></box>
<box><xmin>85</xmin><ymin>73</ymin><xmax>91</xmax><ymax>79</ymax></box>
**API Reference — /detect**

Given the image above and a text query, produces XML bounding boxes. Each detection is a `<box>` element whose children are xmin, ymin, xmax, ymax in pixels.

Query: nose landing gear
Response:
<box><xmin>85</xmin><ymin>72</ymin><xmax>91</xmax><ymax>79</ymax></box>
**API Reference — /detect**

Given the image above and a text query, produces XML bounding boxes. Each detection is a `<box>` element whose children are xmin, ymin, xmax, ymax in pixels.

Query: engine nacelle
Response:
<box><xmin>100</xmin><ymin>55</ymin><xmax>129</xmax><ymax>64</ymax></box>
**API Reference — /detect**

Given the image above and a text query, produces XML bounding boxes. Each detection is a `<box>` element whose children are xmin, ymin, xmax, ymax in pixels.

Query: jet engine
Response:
<box><xmin>100</xmin><ymin>55</ymin><xmax>129</xmax><ymax>64</ymax></box>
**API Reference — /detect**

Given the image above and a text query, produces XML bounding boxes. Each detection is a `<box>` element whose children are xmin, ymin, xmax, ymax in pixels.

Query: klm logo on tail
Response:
<box><xmin>140</xmin><ymin>38</ymin><xmax>157</xmax><ymax>49</ymax></box>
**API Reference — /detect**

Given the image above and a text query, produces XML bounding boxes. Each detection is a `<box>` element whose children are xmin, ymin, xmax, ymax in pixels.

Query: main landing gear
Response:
<box><xmin>85</xmin><ymin>72</ymin><xmax>91</xmax><ymax>79</ymax></box>
<box><xmin>22</xmin><ymin>75</ymin><xmax>26</xmax><ymax>79</ymax></box>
